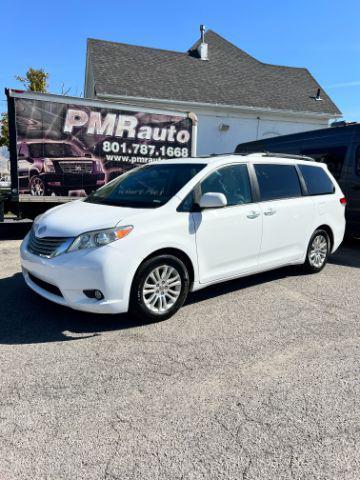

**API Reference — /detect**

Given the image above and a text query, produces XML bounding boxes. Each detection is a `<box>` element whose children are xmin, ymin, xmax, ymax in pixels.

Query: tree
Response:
<box><xmin>0</xmin><ymin>112</ymin><xmax>9</xmax><ymax>148</ymax></box>
<box><xmin>15</xmin><ymin>67</ymin><xmax>48</xmax><ymax>93</ymax></box>
<box><xmin>0</xmin><ymin>68</ymin><xmax>49</xmax><ymax>147</ymax></box>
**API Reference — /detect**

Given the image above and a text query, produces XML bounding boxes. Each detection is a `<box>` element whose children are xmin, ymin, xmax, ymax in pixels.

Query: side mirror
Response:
<box><xmin>199</xmin><ymin>192</ymin><xmax>227</xmax><ymax>209</ymax></box>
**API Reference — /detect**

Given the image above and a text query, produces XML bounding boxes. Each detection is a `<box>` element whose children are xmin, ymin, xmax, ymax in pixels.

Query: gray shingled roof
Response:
<box><xmin>86</xmin><ymin>30</ymin><xmax>341</xmax><ymax>116</ymax></box>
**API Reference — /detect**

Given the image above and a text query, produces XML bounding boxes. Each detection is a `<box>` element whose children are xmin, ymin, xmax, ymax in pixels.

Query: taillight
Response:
<box><xmin>340</xmin><ymin>197</ymin><xmax>347</xmax><ymax>205</ymax></box>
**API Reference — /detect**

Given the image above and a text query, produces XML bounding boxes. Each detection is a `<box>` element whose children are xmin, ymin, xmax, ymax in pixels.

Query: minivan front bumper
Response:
<box><xmin>20</xmin><ymin>233</ymin><xmax>132</xmax><ymax>314</ymax></box>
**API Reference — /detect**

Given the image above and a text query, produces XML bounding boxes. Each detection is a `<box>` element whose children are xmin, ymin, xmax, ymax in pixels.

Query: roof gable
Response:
<box><xmin>86</xmin><ymin>30</ymin><xmax>341</xmax><ymax>116</ymax></box>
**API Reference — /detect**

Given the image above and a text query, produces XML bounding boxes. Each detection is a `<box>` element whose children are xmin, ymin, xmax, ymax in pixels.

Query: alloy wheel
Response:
<box><xmin>308</xmin><ymin>234</ymin><xmax>328</xmax><ymax>269</ymax></box>
<box><xmin>30</xmin><ymin>177</ymin><xmax>45</xmax><ymax>196</ymax></box>
<box><xmin>142</xmin><ymin>264</ymin><xmax>182</xmax><ymax>313</ymax></box>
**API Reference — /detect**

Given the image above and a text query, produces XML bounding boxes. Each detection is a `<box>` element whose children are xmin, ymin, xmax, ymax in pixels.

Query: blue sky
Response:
<box><xmin>1</xmin><ymin>0</ymin><xmax>360</xmax><ymax>120</ymax></box>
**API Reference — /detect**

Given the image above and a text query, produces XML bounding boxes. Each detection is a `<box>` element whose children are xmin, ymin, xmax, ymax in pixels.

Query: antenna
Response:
<box><xmin>200</xmin><ymin>25</ymin><xmax>206</xmax><ymax>43</ymax></box>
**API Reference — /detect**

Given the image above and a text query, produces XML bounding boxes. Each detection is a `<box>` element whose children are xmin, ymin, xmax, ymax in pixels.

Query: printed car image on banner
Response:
<box><xmin>13</xmin><ymin>97</ymin><xmax>193</xmax><ymax>196</ymax></box>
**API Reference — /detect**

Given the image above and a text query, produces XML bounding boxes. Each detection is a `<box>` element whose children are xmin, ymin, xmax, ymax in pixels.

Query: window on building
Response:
<box><xmin>254</xmin><ymin>164</ymin><xmax>302</xmax><ymax>201</ymax></box>
<box><xmin>200</xmin><ymin>164</ymin><xmax>252</xmax><ymax>206</ymax></box>
<box><xmin>300</xmin><ymin>146</ymin><xmax>347</xmax><ymax>179</ymax></box>
<box><xmin>298</xmin><ymin>165</ymin><xmax>335</xmax><ymax>195</ymax></box>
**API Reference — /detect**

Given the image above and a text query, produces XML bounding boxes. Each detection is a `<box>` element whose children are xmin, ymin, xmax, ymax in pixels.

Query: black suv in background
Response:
<box><xmin>236</xmin><ymin>124</ymin><xmax>360</xmax><ymax>237</ymax></box>
<box><xmin>17</xmin><ymin>139</ymin><xmax>105</xmax><ymax>196</ymax></box>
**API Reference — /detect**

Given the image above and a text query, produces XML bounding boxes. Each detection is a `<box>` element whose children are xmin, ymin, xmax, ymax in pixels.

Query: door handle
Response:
<box><xmin>264</xmin><ymin>208</ymin><xmax>276</xmax><ymax>216</ymax></box>
<box><xmin>247</xmin><ymin>210</ymin><xmax>260</xmax><ymax>219</ymax></box>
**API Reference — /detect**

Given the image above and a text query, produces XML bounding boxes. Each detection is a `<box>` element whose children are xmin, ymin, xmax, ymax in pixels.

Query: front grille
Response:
<box><xmin>59</xmin><ymin>161</ymin><xmax>93</xmax><ymax>174</ymax></box>
<box><xmin>28</xmin><ymin>272</ymin><xmax>63</xmax><ymax>297</ymax></box>
<box><xmin>28</xmin><ymin>230</ymin><xmax>69</xmax><ymax>258</ymax></box>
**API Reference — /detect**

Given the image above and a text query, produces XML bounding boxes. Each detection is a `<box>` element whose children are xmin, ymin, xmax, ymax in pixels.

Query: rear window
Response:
<box><xmin>298</xmin><ymin>164</ymin><xmax>335</xmax><ymax>195</ymax></box>
<box><xmin>254</xmin><ymin>164</ymin><xmax>302</xmax><ymax>201</ymax></box>
<box><xmin>300</xmin><ymin>146</ymin><xmax>347</xmax><ymax>180</ymax></box>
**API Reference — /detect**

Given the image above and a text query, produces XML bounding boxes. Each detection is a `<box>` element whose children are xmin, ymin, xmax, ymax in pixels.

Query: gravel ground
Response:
<box><xmin>0</xmin><ymin>223</ymin><xmax>360</xmax><ymax>480</ymax></box>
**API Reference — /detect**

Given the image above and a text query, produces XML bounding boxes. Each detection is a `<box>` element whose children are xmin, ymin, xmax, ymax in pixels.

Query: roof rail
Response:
<box><xmin>208</xmin><ymin>152</ymin><xmax>235</xmax><ymax>157</ymax></box>
<box><xmin>199</xmin><ymin>152</ymin><xmax>245</xmax><ymax>158</ymax></box>
<box><xmin>261</xmin><ymin>151</ymin><xmax>314</xmax><ymax>162</ymax></box>
<box><xmin>199</xmin><ymin>151</ymin><xmax>314</xmax><ymax>161</ymax></box>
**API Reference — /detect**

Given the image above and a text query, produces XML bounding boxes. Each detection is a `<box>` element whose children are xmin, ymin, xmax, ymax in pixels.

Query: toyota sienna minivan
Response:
<box><xmin>20</xmin><ymin>153</ymin><xmax>346</xmax><ymax>321</ymax></box>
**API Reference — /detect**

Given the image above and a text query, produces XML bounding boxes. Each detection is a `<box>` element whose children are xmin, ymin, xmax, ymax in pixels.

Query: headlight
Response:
<box><xmin>67</xmin><ymin>225</ymin><xmax>133</xmax><ymax>252</ymax></box>
<box><xmin>44</xmin><ymin>159</ymin><xmax>55</xmax><ymax>173</ymax></box>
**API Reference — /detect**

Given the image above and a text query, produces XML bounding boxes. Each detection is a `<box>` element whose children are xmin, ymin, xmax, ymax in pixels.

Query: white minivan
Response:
<box><xmin>20</xmin><ymin>153</ymin><xmax>346</xmax><ymax>321</ymax></box>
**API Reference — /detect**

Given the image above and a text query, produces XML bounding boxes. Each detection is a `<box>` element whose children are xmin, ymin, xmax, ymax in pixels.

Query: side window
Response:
<box><xmin>200</xmin><ymin>164</ymin><xmax>252</xmax><ymax>206</ymax></box>
<box><xmin>298</xmin><ymin>164</ymin><xmax>335</xmax><ymax>195</ymax></box>
<box><xmin>300</xmin><ymin>146</ymin><xmax>347</xmax><ymax>180</ymax></box>
<box><xmin>254</xmin><ymin>164</ymin><xmax>302</xmax><ymax>201</ymax></box>
<box><xmin>177</xmin><ymin>190</ymin><xmax>196</xmax><ymax>212</ymax></box>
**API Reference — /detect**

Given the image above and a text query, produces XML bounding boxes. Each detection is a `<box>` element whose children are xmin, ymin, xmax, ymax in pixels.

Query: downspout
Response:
<box><xmin>188</xmin><ymin>112</ymin><xmax>198</xmax><ymax>157</ymax></box>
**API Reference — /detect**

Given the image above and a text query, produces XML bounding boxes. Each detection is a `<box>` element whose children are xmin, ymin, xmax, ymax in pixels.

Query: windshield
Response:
<box><xmin>29</xmin><ymin>143</ymin><xmax>82</xmax><ymax>158</ymax></box>
<box><xmin>85</xmin><ymin>163</ymin><xmax>205</xmax><ymax>208</ymax></box>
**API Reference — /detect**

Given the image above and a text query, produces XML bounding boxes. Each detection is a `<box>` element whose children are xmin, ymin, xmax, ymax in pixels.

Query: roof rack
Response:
<box><xmin>198</xmin><ymin>152</ymin><xmax>244</xmax><ymax>158</ymax></box>
<box><xmin>208</xmin><ymin>152</ymin><xmax>244</xmax><ymax>157</ymax></box>
<box><xmin>261</xmin><ymin>151</ymin><xmax>314</xmax><ymax>162</ymax></box>
<box><xmin>199</xmin><ymin>151</ymin><xmax>314</xmax><ymax>161</ymax></box>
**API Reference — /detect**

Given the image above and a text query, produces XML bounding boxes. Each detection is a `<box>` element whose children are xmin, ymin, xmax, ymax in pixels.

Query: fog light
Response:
<box><xmin>83</xmin><ymin>289</ymin><xmax>104</xmax><ymax>300</ymax></box>
<box><xmin>94</xmin><ymin>290</ymin><xmax>104</xmax><ymax>300</ymax></box>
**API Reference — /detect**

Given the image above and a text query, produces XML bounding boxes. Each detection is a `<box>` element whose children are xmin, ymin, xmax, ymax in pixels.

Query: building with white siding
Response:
<box><xmin>84</xmin><ymin>28</ymin><xmax>341</xmax><ymax>156</ymax></box>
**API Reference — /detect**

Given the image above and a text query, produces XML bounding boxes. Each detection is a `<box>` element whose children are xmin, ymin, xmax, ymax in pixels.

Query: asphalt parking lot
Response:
<box><xmin>1</xmin><ymin>222</ymin><xmax>360</xmax><ymax>480</ymax></box>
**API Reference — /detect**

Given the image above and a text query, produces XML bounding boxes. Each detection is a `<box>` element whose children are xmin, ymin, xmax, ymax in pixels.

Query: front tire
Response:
<box><xmin>29</xmin><ymin>175</ymin><xmax>47</xmax><ymax>196</ymax></box>
<box><xmin>303</xmin><ymin>229</ymin><xmax>330</xmax><ymax>273</ymax></box>
<box><xmin>129</xmin><ymin>255</ymin><xmax>190</xmax><ymax>322</ymax></box>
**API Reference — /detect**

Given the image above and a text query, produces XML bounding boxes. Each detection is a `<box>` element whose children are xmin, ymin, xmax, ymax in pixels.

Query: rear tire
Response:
<box><xmin>129</xmin><ymin>255</ymin><xmax>190</xmax><ymax>322</ymax></box>
<box><xmin>303</xmin><ymin>229</ymin><xmax>330</xmax><ymax>273</ymax></box>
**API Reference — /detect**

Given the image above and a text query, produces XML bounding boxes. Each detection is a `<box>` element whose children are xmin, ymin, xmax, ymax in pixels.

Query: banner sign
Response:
<box><xmin>12</xmin><ymin>96</ymin><xmax>193</xmax><ymax>197</ymax></box>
